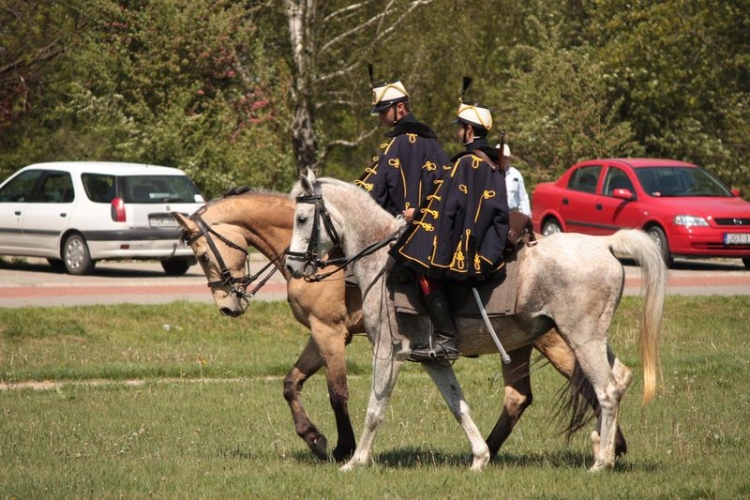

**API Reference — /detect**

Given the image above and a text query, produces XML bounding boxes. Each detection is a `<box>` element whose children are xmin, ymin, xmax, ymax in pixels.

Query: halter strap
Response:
<box><xmin>186</xmin><ymin>212</ymin><xmax>281</xmax><ymax>297</ymax></box>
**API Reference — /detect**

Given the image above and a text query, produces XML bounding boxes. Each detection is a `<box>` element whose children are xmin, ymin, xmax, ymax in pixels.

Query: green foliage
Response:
<box><xmin>587</xmin><ymin>0</ymin><xmax>750</xmax><ymax>194</ymax></box>
<box><xmin>0</xmin><ymin>0</ymin><xmax>748</xmax><ymax>197</ymax></box>
<box><xmin>496</xmin><ymin>21</ymin><xmax>643</xmax><ymax>188</ymax></box>
<box><xmin>0</xmin><ymin>0</ymin><xmax>296</xmax><ymax>197</ymax></box>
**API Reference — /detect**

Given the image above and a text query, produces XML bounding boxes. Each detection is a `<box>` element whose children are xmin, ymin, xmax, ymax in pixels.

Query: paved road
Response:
<box><xmin>0</xmin><ymin>256</ymin><xmax>287</xmax><ymax>308</ymax></box>
<box><xmin>0</xmin><ymin>256</ymin><xmax>748</xmax><ymax>308</ymax></box>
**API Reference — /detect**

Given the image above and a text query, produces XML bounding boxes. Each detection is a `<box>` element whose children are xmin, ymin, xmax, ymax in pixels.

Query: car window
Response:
<box><xmin>33</xmin><ymin>171</ymin><xmax>74</xmax><ymax>203</ymax></box>
<box><xmin>0</xmin><ymin>169</ymin><xmax>44</xmax><ymax>202</ymax></box>
<box><xmin>635</xmin><ymin>167</ymin><xmax>732</xmax><ymax>197</ymax></box>
<box><xmin>123</xmin><ymin>175</ymin><xmax>201</xmax><ymax>203</ymax></box>
<box><xmin>83</xmin><ymin>173</ymin><xmax>116</xmax><ymax>203</ymax></box>
<box><xmin>568</xmin><ymin>166</ymin><xmax>602</xmax><ymax>194</ymax></box>
<box><xmin>603</xmin><ymin>167</ymin><xmax>634</xmax><ymax>197</ymax></box>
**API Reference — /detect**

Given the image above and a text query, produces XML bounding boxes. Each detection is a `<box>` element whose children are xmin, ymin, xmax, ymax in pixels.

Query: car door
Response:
<box><xmin>0</xmin><ymin>169</ymin><xmax>44</xmax><ymax>253</ymax></box>
<box><xmin>593</xmin><ymin>165</ymin><xmax>642</xmax><ymax>234</ymax></box>
<box><xmin>22</xmin><ymin>170</ymin><xmax>75</xmax><ymax>253</ymax></box>
<box><xmin>558</xmin><ymin>165</ymin><xmax>603</xmax><ymax>234</ymax></box>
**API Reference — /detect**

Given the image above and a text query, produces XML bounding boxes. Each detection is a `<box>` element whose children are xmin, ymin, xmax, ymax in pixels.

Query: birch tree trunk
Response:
<box><xmin>285</xmin><ymin>0</ymin><xmax>318</xmax><ymax>173</ymax></box>
<box><xmin>284</xmin><ymin>0</ymin><xmax>436</xmax><ymax>174</ymax></box>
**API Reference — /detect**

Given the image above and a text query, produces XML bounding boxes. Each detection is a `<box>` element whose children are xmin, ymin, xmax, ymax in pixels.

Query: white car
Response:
<box><xmin>0</xmin><ymin>161</ymin><xmax>205</xmax><ymax>275</ymax></box>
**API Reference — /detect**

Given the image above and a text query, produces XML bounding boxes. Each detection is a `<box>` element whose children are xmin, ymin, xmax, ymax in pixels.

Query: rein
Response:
<box><xmin>187</xmin><ymin>212</ymin><xmax>282</xmax><ymax>298</ymax></box>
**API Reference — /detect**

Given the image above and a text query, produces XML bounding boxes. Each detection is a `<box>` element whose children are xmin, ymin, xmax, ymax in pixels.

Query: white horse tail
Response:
<box><xmin>605</xmin><ymin>229</ymin><xmax>667</xmax><ymax>405</ymax></box>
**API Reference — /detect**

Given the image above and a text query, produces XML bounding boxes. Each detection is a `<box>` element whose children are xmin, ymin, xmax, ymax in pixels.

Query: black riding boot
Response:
<box><xmin>409</xmin><ymin>290</ymin><xmax>460</xmax><ymax>362</ymax></box>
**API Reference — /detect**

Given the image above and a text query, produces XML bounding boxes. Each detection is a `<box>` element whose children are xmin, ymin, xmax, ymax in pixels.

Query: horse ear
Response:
<box><xmin>299</xmin><ymin>168</ymin><xmax>316</xmax><ymax>195</ymax></box>
<box><xmin>172</xmin><ymin>212</ymin><xmax>198</xmax><ymax>233</ymax></box>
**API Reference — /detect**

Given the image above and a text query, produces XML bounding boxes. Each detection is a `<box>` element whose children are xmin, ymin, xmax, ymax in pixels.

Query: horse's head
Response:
<box><xmin>286</xmin><ymin>169</ymin><xmax>342</xmax><ymax>279</ymax></box>
<box><xmin>173</xmin><ymin>208</ymin><xmax>251</xmax><ymax>317</ymax></box>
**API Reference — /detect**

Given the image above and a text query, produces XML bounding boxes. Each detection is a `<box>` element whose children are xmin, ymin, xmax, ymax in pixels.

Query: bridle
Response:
<box><xmin>185</xmin><ymin>211</ymin><xmax>281</xmax><ymax>299</ymax></box>
<box><xmin>285</xmin><ymin>180</ymin><xmax>400</xmax><ymax>283</ymax></box>
<box><xmin>285</xmin><ymin>181</ymin><xmax>343</xmax><ymax>280</ymax></box>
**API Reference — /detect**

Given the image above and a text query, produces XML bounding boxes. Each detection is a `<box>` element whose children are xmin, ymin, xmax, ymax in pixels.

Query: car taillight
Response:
<box><xmin>110</xmin><ymin>197</ymin><xmax>126</xmax><ymax>222</ymax></box>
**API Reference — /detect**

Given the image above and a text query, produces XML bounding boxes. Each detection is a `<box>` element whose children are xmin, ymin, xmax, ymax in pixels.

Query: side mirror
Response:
<box><xmin>731</xmin><ymin>188</ymin><xmax>741</xmax><ymax>197</ymax></box>
<box><xmin>612</xmin><ymin>188</ymin><xmax>635</xmax><ymax>201</ymax></box>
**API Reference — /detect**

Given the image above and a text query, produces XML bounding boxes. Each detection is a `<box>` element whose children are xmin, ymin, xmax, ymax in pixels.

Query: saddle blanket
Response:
<box><xmin>389</xmin><ymin>245</ymin><xmax>524</xmax><ymax>318</ymax></box>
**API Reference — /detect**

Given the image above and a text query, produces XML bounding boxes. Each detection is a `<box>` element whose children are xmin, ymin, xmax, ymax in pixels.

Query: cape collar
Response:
<box><xmin>384</xmin><ymin>114</ymin><xmax>437</xmax><ymax>139</ymax></box>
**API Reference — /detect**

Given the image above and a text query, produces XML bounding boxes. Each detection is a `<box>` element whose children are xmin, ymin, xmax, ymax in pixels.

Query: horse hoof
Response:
<box><xmin>588</xmin><ymin>458</ymin><xmax>614</xmax><ymax>472</ymax></box>
<box><xmin>615</xmin><ymin>440</ymin><xmax>628</xmax><ymax>457</ymax></box>
<box><xmin>332</xmin><ymin>446</ymin><xmax>354</xmax><ymax>463</ymax></box>
<box><xmin>310</xmin><ymin>435</ymin><xmax>328</xmax><ymax>460</ymax></box>
<box><xmin>470</xmin><ymin>453</ymin><xmax>490</xmax><ymax>471</ymax></box>
<box><xmin>339</xmin><ymin>462</ymin><xmax>354</xmax><ymax>472</ymax></box>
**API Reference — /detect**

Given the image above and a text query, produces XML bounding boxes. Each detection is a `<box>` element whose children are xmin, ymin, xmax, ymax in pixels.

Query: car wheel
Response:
<box><xmin>63</xmin><ymin>233</ymin><xmax>95</xmax><ymax>275</ymax></box>
<box><xmin>742</xmin><ymin>257</ymin><xmax>750</xmax><ymax>270</ymax></box>
<box><xmin>47</xmin><ymin>258</ymin><xmax>66</xmax><ymax>272</ymax></box>
<box><xmin>646</xmin><ymin>226</ymin><xmax>673</xmax><ymax>267</ymax></box>
<box><xmin>542</xmin><ymin>219</ymin><xmax>563</xmax><ymax>237</ymax></box>
<box><xmin>161</xmin><ymin>258</ymin><xmax>191</xmax><ymax>276</ymax></box>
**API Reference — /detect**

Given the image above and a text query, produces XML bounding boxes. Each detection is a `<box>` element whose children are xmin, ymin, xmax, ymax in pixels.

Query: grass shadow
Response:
<box><xmin>494</xmin><ymin>449</ymin><xmax>661</xmax><ymax>472</ymax></box>
<box><xmin>287</xmin><ymin>446</ymin><xmax>663</xmax><ymax>473</ymax></box>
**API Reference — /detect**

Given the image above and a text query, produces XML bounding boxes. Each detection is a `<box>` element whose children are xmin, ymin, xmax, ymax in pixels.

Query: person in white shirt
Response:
<box><xmin>498</xmin><ymin>143</ymin><xmax>531</xmax><ymax>216</ymax></box>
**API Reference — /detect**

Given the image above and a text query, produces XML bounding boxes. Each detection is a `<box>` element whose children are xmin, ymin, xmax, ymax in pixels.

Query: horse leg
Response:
<box><xmin>485</xmin><ymin>344</ymin><xmax>533</xmax><ymax>459</ymax></box>
<box><xmin>423</xmin><ymin>363</ymin><xmax>491</xmax><ymax>471</ymax></box>
<box><xmin>534</xmin><ymin>329</ymin><xmax>628</xmax><ymax>457</ymax></box>
<box><xmin>340</xmin><ymin>349</ymin><xmax>404</xmax><ymax>471</ymax></box>
<box><xmin>314</xmin><ymin>328</ymin><xmax>357</xmax><ymax>462</ymax></box>
<box><xmin>283</xmin><ymin>337</ymin><xmax>334</xmax><ymax>460</ymax></box>
<box><xmin>569</xmin><ymin>337</ymin><xmax>623</xmax><ymax>472</ymax></box>
<box><xmin>590</xmin><ymin>348</ymin><xmax>632</xmax><ymax>460</ymax></box>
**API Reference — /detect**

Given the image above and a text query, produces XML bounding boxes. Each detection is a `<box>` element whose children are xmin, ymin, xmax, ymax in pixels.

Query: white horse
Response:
<box><xmin>285</xmin><ymin>170</ymin><xmax>666</xmax><ymax>472</ymax></box>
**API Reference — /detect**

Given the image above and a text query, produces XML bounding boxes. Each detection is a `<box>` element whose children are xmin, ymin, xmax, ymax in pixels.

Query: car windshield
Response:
<box><xmin>124</xmin><ymin>175</ymin><xmax>201</xmax><ymax>203</ymax></box>
<box><xmin>635</xmin><ymin>167</ymin><xmax>733</xmax><ymax>197</ymax></box>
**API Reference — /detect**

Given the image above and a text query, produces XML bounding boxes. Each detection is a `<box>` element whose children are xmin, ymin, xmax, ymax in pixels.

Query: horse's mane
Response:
<box><xmin>202</xmin><ymin>185</ymin><xmax>286</xmax><ymax>208</ymax></box>
<box><xmin>290</xmin><ymin>177</ymin><xmax>386</xmax><ymax>215</ymax></box>
<box><xmin>179</xmin><ymin>185</ymin><xmax>288</xmax><ymax>243</ymax></box>
<box><xmin>222</xmin><ymin>185</ymin><xmax>280</xmax><ymax>198</ymax></box>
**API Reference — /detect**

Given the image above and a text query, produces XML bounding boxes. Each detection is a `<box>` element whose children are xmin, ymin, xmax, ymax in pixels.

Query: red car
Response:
<box><xmin>531</xmin><ymin>158</ymin><xmax>750</xmax><ymax>268</ymax></box>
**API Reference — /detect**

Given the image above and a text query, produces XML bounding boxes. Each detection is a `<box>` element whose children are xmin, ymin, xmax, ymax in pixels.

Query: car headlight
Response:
<box><xmin>673</xmin><ymin>215</ymin><xmax>709</xmax><ymax>227</ymax></box>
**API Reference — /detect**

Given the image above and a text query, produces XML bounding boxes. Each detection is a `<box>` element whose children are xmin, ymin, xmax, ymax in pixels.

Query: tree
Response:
<box><xmin>0</xmin><ymin>2</ymin><xmax>75</xmax><ymax>160</ymax></box>
<box><xmin>585</xmin><ymin>0</ymin><xmax>750</xmax><ymax>192</ymax></box>
<box><xmin>1</xmin><ymin>0</ymin><xmax>298</xmax><ymax>197</ymax></box>
<box><xmin>283</xmin><ymin>0</ymin><xmax>437</xmax><ymax>174</ymax></box>
<box><xmin>495</xmin><ymin>21</ymin><xmax>642</xmax><ymax>186</ymax></box>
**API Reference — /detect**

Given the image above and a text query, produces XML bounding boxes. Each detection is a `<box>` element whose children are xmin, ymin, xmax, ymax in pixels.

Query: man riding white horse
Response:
<box><xmin>390</xmin><ymin>78</ymin><xmax>511</xmax><ymax>362</ymax></box>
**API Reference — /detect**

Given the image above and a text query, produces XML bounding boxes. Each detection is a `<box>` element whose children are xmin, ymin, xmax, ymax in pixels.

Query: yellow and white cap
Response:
<box><xmin>370</xmin><ymin>80</ymin><xmax>409</xmax><ymax>115</ymax></box>
<box><xmin>455</xmin><ymin>102</ymin><xmax>493</xmax><ymax>131</ymax></box>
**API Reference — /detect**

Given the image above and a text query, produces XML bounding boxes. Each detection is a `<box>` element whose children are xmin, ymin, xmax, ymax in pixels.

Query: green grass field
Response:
<box><xmin>1</xmin><ymin>297</ymin><xmax>748</xmax><ymax>499</ymax></box>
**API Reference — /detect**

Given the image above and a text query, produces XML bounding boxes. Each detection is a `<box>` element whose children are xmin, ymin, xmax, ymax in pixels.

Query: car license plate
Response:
<box><xmin>149</xmin><ymin>214</ymin><xmax>178</xmax><ymax>228</ymax></box>
<box><xmin>724</xmin><ymin>233</ymin><xmax>750</xmax><ymax>245</ymax></box>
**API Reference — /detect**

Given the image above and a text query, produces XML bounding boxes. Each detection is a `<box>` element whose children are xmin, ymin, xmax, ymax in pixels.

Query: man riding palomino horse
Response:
<box><xmin>389</xmin><ymin>78</ymin><xmax>511</xmax><ymax>362</ymax></box>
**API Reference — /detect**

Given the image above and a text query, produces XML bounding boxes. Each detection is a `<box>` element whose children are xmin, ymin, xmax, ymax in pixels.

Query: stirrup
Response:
<box><xmin>408</xmin><ymin>334</ymin><xmax>459</xmax><ymax>363</ymax></box>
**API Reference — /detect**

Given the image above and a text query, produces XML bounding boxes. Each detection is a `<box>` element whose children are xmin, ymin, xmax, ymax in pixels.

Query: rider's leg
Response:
<box><xmin>409</xmin><ymin>275</ymin><xmax>459</xmax><ymax>362</ymax></box>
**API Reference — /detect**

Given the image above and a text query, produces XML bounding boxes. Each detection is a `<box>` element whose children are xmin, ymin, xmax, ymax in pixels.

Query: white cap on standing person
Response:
<box><xmin>496</xmin><ymin>143</ymin><xmax>511</xmax><ymax>158</ymax></box>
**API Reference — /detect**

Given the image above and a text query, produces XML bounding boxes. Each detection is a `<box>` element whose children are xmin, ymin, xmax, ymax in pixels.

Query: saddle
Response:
<box><xmin>390</xmin><ymin>211</ymin><xmax>534</xmax><ymax>318</ymax></box>
<box><xmin>389</xmin><ymin>245</ymin><xmax>523</xmax><ymax>318</ymax></box>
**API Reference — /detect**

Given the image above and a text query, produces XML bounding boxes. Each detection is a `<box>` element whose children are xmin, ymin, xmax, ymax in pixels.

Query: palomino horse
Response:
<box><xmin>285</xmin><ymin>172</ymin><xmax>666</xmax><ymax>472</ymax></box>
<box><xmin>172</xmin><ymin>188</ymin><xmax>628</xmax><ymax>463</ymax></box>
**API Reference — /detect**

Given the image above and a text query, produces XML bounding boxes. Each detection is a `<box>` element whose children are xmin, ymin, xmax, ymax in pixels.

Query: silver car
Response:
<box><xmin>0</xmin><ymin>161</ymin><xmax>205</xmax><ymax>275</ymax></box>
